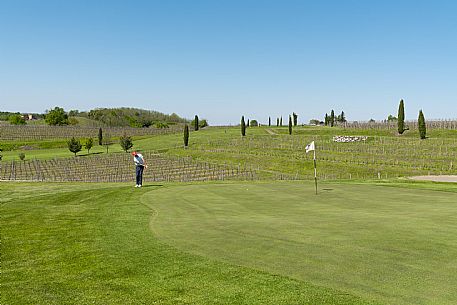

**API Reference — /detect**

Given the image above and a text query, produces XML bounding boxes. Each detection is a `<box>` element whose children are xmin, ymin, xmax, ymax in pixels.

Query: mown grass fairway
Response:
<box><xmin>2</xmin><ymin>181</ymin><xmax>457</xmax><ymax>304</ymax></box>
<box><xmin>1</xmin><ymin>182</ymin><xmax>376</xmax><ymax>305</ymax></box>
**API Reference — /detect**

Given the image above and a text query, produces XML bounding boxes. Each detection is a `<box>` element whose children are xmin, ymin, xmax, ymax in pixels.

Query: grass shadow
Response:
<box><xmin>79</xmin><ymin>152</ymin><xmax>104</xmax><ymax>157</ymax></box>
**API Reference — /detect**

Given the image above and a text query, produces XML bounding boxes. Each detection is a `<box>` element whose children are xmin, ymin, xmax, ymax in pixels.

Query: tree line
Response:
<box><xmin>66</xmin><ymin>131</ymin><xmax>134</xmax><ymax>157</ymax></box>
<box><xmin>4</xmin><ymin>106</ymin><xmax>191</xmax><ymax>128</ymax></box>
<box><xmin>241</xmin><ymin>112</ymin><xmax>299</xmax><ymax>136</ymax></box>
<box><xmin>324</xmin><ymin>110</ymin><xmax>346</xmax><ymax>127</ymax></box>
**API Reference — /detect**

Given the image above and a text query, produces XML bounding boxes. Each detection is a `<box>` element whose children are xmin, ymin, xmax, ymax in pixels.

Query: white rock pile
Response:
<box><xmin>333</xmin><ymin>135</ymin><xmax>368</xmax><ymax>143</ymax></box>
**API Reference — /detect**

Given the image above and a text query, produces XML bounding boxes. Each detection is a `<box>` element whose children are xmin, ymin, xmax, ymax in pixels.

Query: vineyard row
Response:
<box><xmin>0</xmin><ymin>125</ymin><xmax>183</xmax><ymax>140</ymax></box>
<box><xmin>0</xmin><ymin>152</ymin><xmax>256</xmax><ymax>182</ymax></box>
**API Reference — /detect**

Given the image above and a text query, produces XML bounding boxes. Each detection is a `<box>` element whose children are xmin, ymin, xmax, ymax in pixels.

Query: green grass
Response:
<box><xmin>149</xmin><ymin>180</ymin><xmax>457</xmax><ymax>305</ymax></box>
<box><xmin>2</xmin><ymin>180</ymin><xmax>457</xmax><ymax>304</ymax></box>
<box><xmin>2</xmin><ymin>125</ymin><xmax>457</xmax><ymax>179</ymax></box>
<box><xmin>1</xmin><ymin>143</ymin><xmax>125</xmax><ymax>160</ymax></box>
<box><xmin>132</xmin><ymin>126</ymin><xmax>457</xmax><ymax>179</ymax></box>
<box><xmin>1</xmin><ymin>181</ymin><xmax>378</xmax><ymax>305</ymax></box>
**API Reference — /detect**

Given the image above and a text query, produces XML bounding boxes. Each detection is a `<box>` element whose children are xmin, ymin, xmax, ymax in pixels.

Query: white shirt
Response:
<box><xmin>133</xmin><ymin>153</ymin><xmax>144</xmax><ymax>166</ymax></box>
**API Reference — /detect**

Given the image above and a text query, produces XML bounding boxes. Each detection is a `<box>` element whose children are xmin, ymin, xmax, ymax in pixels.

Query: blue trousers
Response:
<box><xmin>136</xmin><ymin>165</ymin><xmax>144</xmax><ymax>185</ymax></box>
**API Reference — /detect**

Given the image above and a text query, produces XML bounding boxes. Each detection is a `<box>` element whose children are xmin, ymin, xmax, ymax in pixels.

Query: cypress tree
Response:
<box><xmin>293</xmin><ymin>112</ymin><xmax>298</xmax><ymax>126</ymax></box>
<box><xmin>324</xmin><ymin>113</ymin><xmax>328</xmax><ymax>126</ymax></box>
<box><xmin>241</xmin><ymin>116</ymin><xmax>246</xmax><ymax>136</ymax></box>
<box><xmin>418</xmin><ymin>110</ymin><xmax>426</xmax><ymax>139</ymax></box>
<box><xmin>288</xmin><ymin>115</ymin><xmax>292</xmax><ymax>135</ymax></box>
<box><xmin>194</xmin><ymin>115</ymin><xmax>199</xmax><ymax>131</ymax></box>
<box><xmin>276</xmin><ymin>118</ymin><xmax>279</xmax><ymax>127</ymax></box>
<box><xmin>330</xmin><ymin>110</ymin><xmax>335</xmax><ymax>127</ymax></box>
<box><xmin>268</xmin><ymin>117</ymin><xmax>271</xmax><ymax>126</ymax></box>
<box><xmin>398</xmin><ymin>99</ymin><xmax>405</xmax><ymax>134</ymax></box>
<box><xmin>247</xmin><ymin>119</ymin><xmax>250</xmax><ymax>128</ymax></box>
<box><xmin>280</xmin><ymin>116</ymin><xmax>283</xmax><ymax>126</ymax></box>
<box><xmin>184</xmin><ymin>124</ymin><xmax>189</xmax><ymax>146</ymax></box>
<box><xmin>339</xmin><ymin>111</ymin><xmax>346</xmax><ymax>123</ymax></box>
<box><xmin>98</xmin><ymin>127</ymin><xmax>103</xmax><ymax>145</ymax></box>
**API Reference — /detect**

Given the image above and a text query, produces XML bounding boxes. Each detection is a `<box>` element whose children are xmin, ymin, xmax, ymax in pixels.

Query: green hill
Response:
<box><xmin>79</xmin><ymin>107</ymin><xmax>188</xmax><ymax>127</ymax></box>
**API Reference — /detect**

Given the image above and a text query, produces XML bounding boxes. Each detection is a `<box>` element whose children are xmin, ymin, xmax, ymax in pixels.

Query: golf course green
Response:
<box><xmin>149</xmin><ymin>181</ymin><xmax>457</xmax><ymax>305</ymax></box>
<box><xmin>2</xmin><ymin>180</ymin><xmax>457</xmax><ymax>304</ymax></box>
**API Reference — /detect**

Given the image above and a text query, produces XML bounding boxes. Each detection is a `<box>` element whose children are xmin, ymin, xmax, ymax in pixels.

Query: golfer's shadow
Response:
<box><xmin>141</xmin><ymin>184</ymin><xmax>164</xmax><ymax>188</ymax></box>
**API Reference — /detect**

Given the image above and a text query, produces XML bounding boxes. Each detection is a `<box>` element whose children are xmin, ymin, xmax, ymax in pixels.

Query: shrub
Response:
<box><xmin>19</xmin><ymin>152</ymin><xmax>25</xmax><ymax>160</ymax></box>
<box><xmin>387</xmin><ymin>114</ymin><xmax>397</xmax><ymax>122</ymax></box>
<box><xmin>119</xmin><ymin>134</ymin><xmax>133</xmax><ymax>152</ymax></box>
<box><xmin>85</xmin><ymin>138</ymin><xmax>94</xmax><ymax>154</ymax></box>
<box><xmin>45</xmin><ymin>107</ymin><xmax>69</xmax><ymax>126</ymax></box>
<box><xmin>67</xmin><ymin>137</ymin><xmax>82</xmax><ymax>156</ymax></box>
<box><xmin>199</xmin><ymin>119</ymin><xmax>208</xmax><ymax>128</ymax></box>
<box><xmin>9</xmin><ymin>114</ymin><xmax>26</xmax><ymax>125</ymax></box>
<box><xmin>68</xmin><ymin>117</ymin><xmax>79</xmax><ymax>125</ymax></box>
<box><xmin>191</xmin><ymin>118</ymin><xmax>208</xmax><ymax>129</ymax></box>
<box><xmin>68</xmin><ymin>110</ymin><xmax>79</xmax><ymax>116</ymax></box>
<box><xmin>155</xmin><ymin>122</ymin><xmax>169</xmax><ymax>129</ymax></box>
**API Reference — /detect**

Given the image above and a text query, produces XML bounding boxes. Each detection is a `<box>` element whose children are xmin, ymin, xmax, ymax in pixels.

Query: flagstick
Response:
<box><xmin>313</xmin><ymin>149</ymin><xmax>318</xmax><ymax>195</ymax></box>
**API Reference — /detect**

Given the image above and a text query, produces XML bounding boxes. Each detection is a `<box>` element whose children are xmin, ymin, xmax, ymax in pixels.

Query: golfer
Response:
<box><xmin>132</xmin><ymin>151</ymin><xmax>147</xmax><ymax>187</ymax></box>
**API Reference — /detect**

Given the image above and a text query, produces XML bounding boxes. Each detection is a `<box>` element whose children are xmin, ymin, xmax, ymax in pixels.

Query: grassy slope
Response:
<box><xmin>148</xmin><ymin>181</ymin><xmax>457</xmax><ymax>305</ymax></box>
<box><xmin>2</xmin><ymin>126</ymin><xmax>456</xmax><ymax>179</ymax></box>
<box><xmin>1</xmin><ymin>182</ymin><xmax>377</xmax><ymax>305</ymax></box>
<box><xmin>1</xmin><ymin>142</ymin><xmax>125</xmax><ymax>160</ymax></box>
<box><xmin>136</xmin><ymin>126</ymin><xmax>457</xmax><ymax>178</ymax></box>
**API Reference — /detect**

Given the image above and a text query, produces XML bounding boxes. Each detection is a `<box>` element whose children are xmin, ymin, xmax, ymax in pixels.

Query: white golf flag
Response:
<box><xmin>305</xmin><ymin>141</ymin><xmax>315</xmax><ymax>153</ymax></box>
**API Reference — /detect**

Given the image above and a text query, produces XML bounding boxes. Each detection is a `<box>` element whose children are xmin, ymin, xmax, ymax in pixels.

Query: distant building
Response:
<box><xmin>24</xmin><ymin>114</ymin><xmax>35</xmax><ymax>120</ymax></box>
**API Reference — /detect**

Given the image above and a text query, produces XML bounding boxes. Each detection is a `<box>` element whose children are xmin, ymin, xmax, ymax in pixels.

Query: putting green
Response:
<box><xmin>145</xmin><ymin>181</ymin><xmax>457</xmax><ymax>305</ymax></box>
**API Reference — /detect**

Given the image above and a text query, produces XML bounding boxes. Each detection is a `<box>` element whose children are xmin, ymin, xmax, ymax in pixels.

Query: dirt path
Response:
<box><xmin>265</xmin><ymin>129</ymin><xmax>277</xmax><ymax>135</ymax></box>
<box><xmin>410</xmin><ymin>175</ymin><xmax>457</xmax><ymax>183</ymax></box>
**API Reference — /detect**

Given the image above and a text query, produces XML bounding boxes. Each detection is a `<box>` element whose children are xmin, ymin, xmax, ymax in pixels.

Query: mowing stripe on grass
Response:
<box><xmin>1</xmin><ymin>182</ymin><xmax>377</xmax><ymax>305</ymax></box>
<box><xmin>146</xmin><ymin>181</ymin><xmax>457</xmax><ymax>305</ymax></box>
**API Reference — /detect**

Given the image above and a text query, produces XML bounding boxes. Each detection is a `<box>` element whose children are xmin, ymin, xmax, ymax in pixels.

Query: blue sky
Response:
<box><xmin>1</xmin><ymin>0</ymin><xmax>456</xmax><ymax>125</ymax></box>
